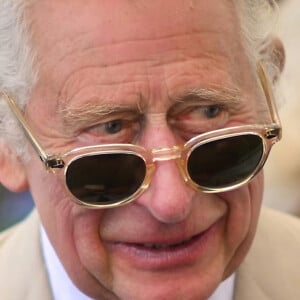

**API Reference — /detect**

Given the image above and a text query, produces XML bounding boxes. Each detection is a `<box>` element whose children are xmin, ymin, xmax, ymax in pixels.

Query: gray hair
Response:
<box><xmin>0</xmin><ymin>0</ymin><xmax>36</xmax><ymax>156</ymax></box>
<box><xmin>0</xmin><ymin>0</ymin><xmax>280</xmax><ymax>158</ymax></box>
<box><xmin>236</xmin><ymin>0</ymin><xmax>281</xmax><ymax>82</ymax></box>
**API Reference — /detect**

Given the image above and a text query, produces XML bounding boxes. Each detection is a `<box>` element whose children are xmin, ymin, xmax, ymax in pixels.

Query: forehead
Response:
<box><xmin>30</xmin><ymin>0</ymin><xmax>239</xmax><ymax>42</ymax></box>
<box><xmin>30</xmin><ymin>0</ymin><xmax>245</xmax><ymax>66</ymax></box>
<box><xmin>28</xmin><ymin>0</ymin><xmax>256</xmax><ymax>112</ymax></box>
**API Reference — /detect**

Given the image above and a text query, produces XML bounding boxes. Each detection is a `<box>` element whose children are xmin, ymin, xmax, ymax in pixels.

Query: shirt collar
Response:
<box><xmin>41</xmin><ymin>226</ymin><xmax>235</xmax><ymax>300</ymax></box>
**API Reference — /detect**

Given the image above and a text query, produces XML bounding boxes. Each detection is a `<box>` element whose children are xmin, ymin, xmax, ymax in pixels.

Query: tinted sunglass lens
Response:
<box><xmin>66</xmin><ymin>153</ymin><xmax>146</xmax><ymax>205</ymax></box>
<box><xmin>187</xmin><ymin>134</ymin><xmax>264</xmax><ymax>188</ymax></box>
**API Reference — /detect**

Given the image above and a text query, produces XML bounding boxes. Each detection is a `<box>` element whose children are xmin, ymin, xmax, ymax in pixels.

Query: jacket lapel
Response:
<box><xmin>234</xmin><ymin>208</ymin><xmax>300</xmax><ymax>300</ymax></box>
<box><xmin>0</xmin><ymin>210</ymin><xmax>53</xmax><ymax>300</ymax></box>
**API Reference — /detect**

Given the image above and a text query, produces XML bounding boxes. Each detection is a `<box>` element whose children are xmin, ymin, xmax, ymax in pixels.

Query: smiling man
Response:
<box><xmin>0</xmin><ymin>0</ymin><xmax>300</xmax><ymax>299</ymax></box>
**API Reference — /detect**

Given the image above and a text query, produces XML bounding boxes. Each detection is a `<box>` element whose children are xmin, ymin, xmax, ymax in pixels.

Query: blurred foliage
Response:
<box><xmin>0</xmin><ymin>185</ymin><xmax>34</xmax><ymax>231</ymax></box>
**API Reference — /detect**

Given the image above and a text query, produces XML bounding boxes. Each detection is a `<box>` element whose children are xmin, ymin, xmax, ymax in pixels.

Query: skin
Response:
<box><xmin>0</xmin><ymin>0</ymin><xmax>269</xmax><ymax>299</ymax></box>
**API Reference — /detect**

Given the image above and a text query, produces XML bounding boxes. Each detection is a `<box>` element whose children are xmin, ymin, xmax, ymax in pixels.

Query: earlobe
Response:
<box><xmin>0</xmin><ymin>144</ymin><xmax>29</xmax><ymax>192</ymax></box>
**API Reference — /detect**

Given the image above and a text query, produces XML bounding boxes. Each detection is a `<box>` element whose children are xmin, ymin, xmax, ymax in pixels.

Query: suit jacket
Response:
<box><xmin>1</xmin><ymin>207</ymin><xmax>300</xmax><ymax>300</ymax></box>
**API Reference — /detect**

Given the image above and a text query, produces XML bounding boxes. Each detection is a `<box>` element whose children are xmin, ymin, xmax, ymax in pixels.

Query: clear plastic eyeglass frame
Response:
<box><xmin>1</xmin><ymin>63</ymin><xmax>282</xmax><ymax>208</ymax></box>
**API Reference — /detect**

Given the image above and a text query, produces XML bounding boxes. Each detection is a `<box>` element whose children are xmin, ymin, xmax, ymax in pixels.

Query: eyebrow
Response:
<box><xmin>174</xmin><ymin>86</ymin><xmax>241</xmax><ymax>106</ymax></box>
<box><xmin>169</xmin><ymin>86</ymin><xmax>242</xmax><ymax>115</ymax></box>
<box><xmin>61</xmin><ymin>102</ymin><xmax>143</xmax><ymax>133</ymax></box>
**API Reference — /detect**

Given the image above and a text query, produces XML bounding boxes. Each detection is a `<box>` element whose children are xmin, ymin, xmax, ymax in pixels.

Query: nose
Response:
<box><xmin>137</xmin><ymin>159</ymin><xmax>196</xmax><ymax>224</ymax></box>
<box><xmin>136</xmin><ymin>121</ymin><xmax>196</xmax><ymax>224</ymax></box>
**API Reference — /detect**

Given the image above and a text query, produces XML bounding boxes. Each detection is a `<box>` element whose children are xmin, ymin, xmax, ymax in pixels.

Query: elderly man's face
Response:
<box><xmin>21</xmin><ymin>0</ymin><xmax>264</xmax><ymax>299</ymax></box>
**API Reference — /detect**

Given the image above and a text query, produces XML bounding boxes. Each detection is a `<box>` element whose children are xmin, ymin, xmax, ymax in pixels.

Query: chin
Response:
<box><xmin>107</xmin><ymin>265</ymin><xmax>224</xmax><ymax>300</ymax></box>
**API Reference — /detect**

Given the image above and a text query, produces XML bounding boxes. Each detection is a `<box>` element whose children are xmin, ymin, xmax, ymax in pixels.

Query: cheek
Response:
<box><xmin>25</xmin><ymin>159</ymin><xmax>114</xmax><ymax>296</ymax></box>
<box><xmin>221</xmin><ymin>173</ymin><xmax>264</xmax><ymax>275</ymax></box>
<box><xmin>26</xmin><ymin>161</ymin><xmax>72</xmax><ymax>221</ymax></box>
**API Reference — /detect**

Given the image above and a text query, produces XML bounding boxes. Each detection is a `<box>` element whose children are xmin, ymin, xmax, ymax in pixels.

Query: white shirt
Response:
<box><xmin>41</xmin><ymin>227</ymin><xmax>235</xmax><ymax>300</ymax></box>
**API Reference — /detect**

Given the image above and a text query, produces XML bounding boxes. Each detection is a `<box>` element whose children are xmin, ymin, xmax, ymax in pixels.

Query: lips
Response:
<box><xmin>106</xmin><ymin>219</ymin><xmax>222</xmax><ymax>270</ymax></box>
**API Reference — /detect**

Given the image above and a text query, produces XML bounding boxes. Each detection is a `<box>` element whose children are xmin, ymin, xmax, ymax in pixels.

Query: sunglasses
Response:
<box><xmin>1</xmin><ymin>63</ymin><xmax>281</xmax><ymax>208</ymax></box>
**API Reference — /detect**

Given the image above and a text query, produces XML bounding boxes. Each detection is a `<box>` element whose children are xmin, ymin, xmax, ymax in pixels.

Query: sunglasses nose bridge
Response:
<box><xmin>151</xmin><ymin>146</ymin><xmax>182</xmax><ymax>162</ymax></box>
<box><xmin>149</xmin><ymin>146</ymin><xmax>191</xmax><ymax>190</ymax></box>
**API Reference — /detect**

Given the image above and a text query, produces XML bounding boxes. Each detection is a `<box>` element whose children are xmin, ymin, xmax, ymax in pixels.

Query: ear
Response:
<box><xmin>0</xmin><ymin>143</ymin><xmax>29</xmax><ymax>192</ymax></box>
<box><xmin>260</xmin><ymin>36</ymin><xmax>285</xmax><ymax>83</ymax></box>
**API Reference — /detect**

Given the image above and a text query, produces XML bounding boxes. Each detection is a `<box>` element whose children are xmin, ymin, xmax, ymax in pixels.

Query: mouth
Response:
<box><xmin>139</xmin><ymin>235</ymin><xmax>197</xmax><ymax>250</ymax></box>
<box><xmin>106</xmin><ymin>219</ymin><xmax>222</xmax><ymax>270</ymax></box>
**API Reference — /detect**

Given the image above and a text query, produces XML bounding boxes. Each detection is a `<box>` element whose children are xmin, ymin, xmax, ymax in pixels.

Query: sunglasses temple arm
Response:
<box><xmin>1</xmin><ymin>92</ymin><xmax>59</xmax><ymax>167</ymax></box>
<box><xmin>257</xmin><ymin>63</ymin><xmax>282</xmax><ymax>139</ymax></box>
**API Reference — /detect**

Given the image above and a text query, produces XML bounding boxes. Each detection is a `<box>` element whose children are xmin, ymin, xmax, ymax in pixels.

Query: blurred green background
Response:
<box><xmin>0</xmin><ymin>185</ymin><xmax>33</xmax><ymax>231</ymax></box>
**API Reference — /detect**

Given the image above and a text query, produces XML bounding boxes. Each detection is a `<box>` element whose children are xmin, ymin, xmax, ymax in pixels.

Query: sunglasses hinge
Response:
<box><xmin>43</xmin><ymin>156</ymin><xmax>65</xmax><ymax>169</ymax></box>
<box><xmin>265</xmin><ymin>127</ymin><xmax>280</xmax><ymax>139</ymax></box>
